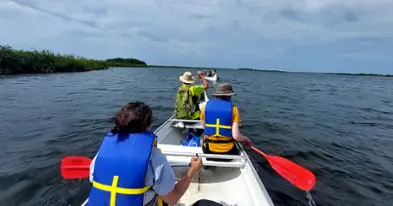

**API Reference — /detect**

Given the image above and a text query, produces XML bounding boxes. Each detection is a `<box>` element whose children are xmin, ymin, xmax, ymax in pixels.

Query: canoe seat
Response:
<box><xmin>158</xmin><ymin>144</ymin><xmax>246</xmax><ymax>168</ymax></box>
<box><xmin>171</xmin><ymin>121</ymin><xmax>204</xmax><ymax>129</ymax></box>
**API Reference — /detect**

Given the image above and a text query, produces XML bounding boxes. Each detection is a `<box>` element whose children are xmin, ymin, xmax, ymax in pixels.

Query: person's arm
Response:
<box><xmin>232</xmin><ymin>122</ymin><xmax>248</xmax><ymax>142</ymax></box>
<box><xmin>159</xmin><ymin>157</ymin><xmax>202</xmax><ymax>205</ymax></box>
<box><xmin>231</xmin><ymin>107</ymin><xmax>251</xmax><ymax>146</ymax></box>
<box><xmin>197</xmin><ymin>71</ymin><xmax>209</xmax><ymax>89</ymax></box>
<box><xmin>200</xmin><ymin>107</ymin><xmax>205</xmax><ymax>127</ymax></box>
<box><xmin>150</xmin><ymin>148</ymin><xmax>203</xmax><ymax>205</ymax></box>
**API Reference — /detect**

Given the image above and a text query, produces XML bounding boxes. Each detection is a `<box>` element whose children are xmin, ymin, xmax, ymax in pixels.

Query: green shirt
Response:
<box><xmin>182</xmin><ymin>84</ymin><xmax>205</xmax><ymax>119</ymax></box>
<box><xmin>187</xmin><ymin>84</ymin><xmax>205</xmax><ymax>97</ymax></box>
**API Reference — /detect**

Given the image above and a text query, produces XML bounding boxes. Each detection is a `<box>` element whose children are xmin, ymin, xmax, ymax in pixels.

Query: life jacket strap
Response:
<box><xmin>205</xmin><ymin>118</ymin><xmax>232</xmax><ymax>136</ymax></box>
<box><xmin>93</xmin><ymin>176</ymin><xmax>152</xmax><ymax>206</ymax></box>
<box><xmin>92</xmin><ymin>177</ymin><xmax>151</xmax><ymax>195</ymax></box>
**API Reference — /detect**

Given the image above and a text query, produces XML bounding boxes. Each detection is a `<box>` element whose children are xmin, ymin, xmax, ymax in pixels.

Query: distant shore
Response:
<box><xmin>0</xmin><ymin>45</ymin><xmax>147</xmax><ymax>75</ymax></box>
<box><xmin>237</xmin><ymin>68</ymin><xmax>287</xmax><ymax>73</ymax></box>
<box><xmin>325</xmin><ymin>73</ymin><xmax>393</xmax><ymax>77</ymax></box>
<box><xmin>1</xmin><ymin>46</ymin><xmax>391</xmax><ymax>77</ymax></box>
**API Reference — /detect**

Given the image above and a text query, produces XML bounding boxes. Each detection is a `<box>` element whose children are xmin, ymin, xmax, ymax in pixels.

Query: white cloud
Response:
<box><xmin>1</xmin><ymin>0</ymin><xmax>393</xmax><ymax>73</ymax></box>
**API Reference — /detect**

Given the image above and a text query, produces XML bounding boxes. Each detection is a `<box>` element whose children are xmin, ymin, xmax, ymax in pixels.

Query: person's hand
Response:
<box><xmin>197</xmin><ymin>71</ymin><xmax>203</xmax><ymax>78</ymax></box>
<box><xmin>189</xmin><ymin>157</ymin><xmax>203</xmax><ymax>176</ymax></box>
<box><xmin>243</xmin><ymin>136</ymin><xmax>252</xmax><ymax>147</ymax></box>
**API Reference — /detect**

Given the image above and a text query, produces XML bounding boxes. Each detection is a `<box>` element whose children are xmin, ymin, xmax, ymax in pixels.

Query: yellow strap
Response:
<box><xmin>205</xmin><ymin>118</ymin><xmax>231</xmax><ymax>136</ymax></box>
<box><xmin>93</xmin><ymin>176</ymin><xmax>152</xmax><ymax>206</ymax></box>
<box><xmin>157</xmin><ymin>196</ymin><xmax>163</xmax><ymax>206</ymax></box>
<box><xmin>93</xmin><ymin>181</ymin><xmax>151</xmax><ymax>195</ymax></box>
<box><xmin>110</xmin><ymin>176</ymin><xmax>119</xmax><ymax>206</ymax></box>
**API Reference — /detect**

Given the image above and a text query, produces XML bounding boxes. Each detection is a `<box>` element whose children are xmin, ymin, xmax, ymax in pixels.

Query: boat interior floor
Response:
<box><xmin>155</xmin><ymin>119</ymin><xmax>266</xmax><ymax>206</ymax></box>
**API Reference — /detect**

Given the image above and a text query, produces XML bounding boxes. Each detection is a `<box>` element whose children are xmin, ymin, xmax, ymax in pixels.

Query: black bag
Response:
<box><xmin>191</xmin><ymin>199</ymin><xmax>224</xmax><ymax>206</ymax></box>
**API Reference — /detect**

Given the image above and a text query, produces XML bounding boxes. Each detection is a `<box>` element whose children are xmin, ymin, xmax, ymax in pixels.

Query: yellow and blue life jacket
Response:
<box><xmin>204</xmin><ymin>100</ymin><xmax>234</xmax><ymax>152</ymax></box>
<box><xmin>87</xmin><ymin>131</ymin><xmax>156</xmax><ymax>206</ymax></box>
<box><xmin>204</xmin><ymin>99</ymin><xmax>232</xmax><ymax>137</ymax></box>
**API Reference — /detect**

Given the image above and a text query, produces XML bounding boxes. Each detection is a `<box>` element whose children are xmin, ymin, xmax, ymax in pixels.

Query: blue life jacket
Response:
<box><xmin>204</xmin><ymin>100</ymin><xmax>232</xmax><ymax>137</ymax></box>
<box><xmin>87</xmin><ymin>131</ymin><xmax>157</xmax><ymax>206</ymax></box>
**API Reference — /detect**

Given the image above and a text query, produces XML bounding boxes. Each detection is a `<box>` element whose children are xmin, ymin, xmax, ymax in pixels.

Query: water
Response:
<box><xmin>1</xmin><ymin>67</ymin><xmax>393</xmax><ymax>206</ymax></box>
<box><xmin>306</xmin><ymin>191</ymin><xmax>316</xmax><ymax>206</ymax></box>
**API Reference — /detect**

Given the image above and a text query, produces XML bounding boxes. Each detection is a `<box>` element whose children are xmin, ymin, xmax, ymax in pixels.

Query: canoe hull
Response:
<box><xmin>80</xmin><ymin>91</ymin><xmax>273</xmax><ymax>206</ymax></box>
<box><xmin>204</xmin><ymin>74</ymin><xmax>218</xmax><ymax>82</ymax></box>
<box><xmin>155</xmin><ymin>116</ymin><xmax>274</xmax><ymax>206</ymax></box>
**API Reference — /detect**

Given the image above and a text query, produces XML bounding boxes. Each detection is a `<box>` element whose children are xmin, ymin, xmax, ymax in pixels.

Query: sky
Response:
<box><xmin>0</xmin><ymin>0</ymin><xmax>392</xmax><ymax>74</ymax></box>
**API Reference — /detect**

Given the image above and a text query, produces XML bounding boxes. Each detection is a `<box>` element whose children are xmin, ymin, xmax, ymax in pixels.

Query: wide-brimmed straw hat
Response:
<box><xmin>212</xmin><ymin>82</ymin><xmax>236</xmax><ymax>96</ymax></box>
<box><xmin>179</xmin><ymin>72</ymin><xmax>196</xmax><ymax>84</ymax></box>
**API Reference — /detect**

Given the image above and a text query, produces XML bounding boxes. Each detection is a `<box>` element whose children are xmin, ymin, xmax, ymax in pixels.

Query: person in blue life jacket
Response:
<box><xmin>88</xmin><ymin>102</ymin><xmax>203</xmax><ymax>206</ymax></box>
<box><xmin>200</xmin><ymin>83</ymin><xmax>251</xmax><ymax>159</ymax></box>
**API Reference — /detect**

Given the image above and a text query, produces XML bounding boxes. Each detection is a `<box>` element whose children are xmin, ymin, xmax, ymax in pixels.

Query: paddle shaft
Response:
<box><xmin>250</xmin><ymin>146</ymin><xmax>267</xmax><ymax>157</ymax></box>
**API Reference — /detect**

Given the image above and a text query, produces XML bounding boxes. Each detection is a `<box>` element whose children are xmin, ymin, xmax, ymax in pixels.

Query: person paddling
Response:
<box><xmin>175</xmin><ymin>71</ymin><xmax>209</xmax><ymax>120</ymax></box>
<box><xmin>200</xmin><ymin>83</ymin><xmax>251</xmax><ymax>158</ymax></box>
<box><xmin>88</xmin><ymin>102</ymin><xmax>203</xmax><ymax>206</ymax></box>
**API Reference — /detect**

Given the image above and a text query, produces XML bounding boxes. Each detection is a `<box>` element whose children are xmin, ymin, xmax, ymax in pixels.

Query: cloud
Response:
<box><xmin>1</xmin><ymin>0</ymin><xmax>392</xmax><ymax>73</ymax></box>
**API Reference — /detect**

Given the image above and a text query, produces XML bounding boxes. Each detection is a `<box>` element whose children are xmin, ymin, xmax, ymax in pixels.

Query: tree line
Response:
<box><xmin>0</xmin><ymin>45</ymin><xmax>147</xmax><ymax>75</ymax></box>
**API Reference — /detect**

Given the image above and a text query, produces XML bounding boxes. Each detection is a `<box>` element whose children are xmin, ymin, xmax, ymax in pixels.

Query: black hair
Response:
<box><xmin>110</xmin><ymin>102</ymin><xmax>153</xmax><ymax>137</ymax></box>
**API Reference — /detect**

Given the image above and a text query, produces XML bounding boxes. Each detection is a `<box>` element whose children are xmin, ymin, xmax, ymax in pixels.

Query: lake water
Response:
<box><xmin>0</xmin><ymin>67</ymin><xmax>392</xmax><ymax>206</ymax></box>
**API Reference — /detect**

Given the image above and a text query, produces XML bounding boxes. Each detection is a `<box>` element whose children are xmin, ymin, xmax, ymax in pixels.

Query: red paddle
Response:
<box><xmin>61</xmin><ymin>148</ymin><xmax>316</xmax><ymax>191</ymax></box>
<box><xmin>249</xmin><ymin>145</ymin><xmax>316</xmax><ymax>191</ymax></box>
<box><xmin>61</xmin><ymin>156</ymin><xmax>92</xmax><ymax>179</ymax></box>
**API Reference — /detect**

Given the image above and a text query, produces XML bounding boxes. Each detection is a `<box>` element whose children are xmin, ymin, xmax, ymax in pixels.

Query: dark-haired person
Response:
<box><xmin>200</xmin><ymin>83</ymin><xmax>251</xmax><ymax>157</ymax></box>
<box><xmin>87</xmin><ymin>102</ymin><xmax>203</xmax><ymax>206</ymax></box>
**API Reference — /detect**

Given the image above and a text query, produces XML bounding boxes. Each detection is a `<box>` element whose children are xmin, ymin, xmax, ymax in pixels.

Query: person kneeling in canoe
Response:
<box><xmin>88</xmin><ymin>102</ymin><xmax>203</xmax><ymax>206</ymax></box>
<box><xmin>175</xmin><ymin>71</ymin><xmax>209</xmax><ymax>120</ymax></box>
<box><xmin>200</xmin><ymin>83</ymin><xmax>251</xmax><ymax>158</ymax></box>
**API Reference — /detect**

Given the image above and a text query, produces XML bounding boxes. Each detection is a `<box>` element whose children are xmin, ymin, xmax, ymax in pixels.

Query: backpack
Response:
<box><xmin>175</xmin><ymin>85</ymin><xmax>196</xmax><ymax>119</ymax></box>
<box><xmin>180</xmin><ymin>132</ymin><xmax>201</xmax><ymax>147</ymax></box>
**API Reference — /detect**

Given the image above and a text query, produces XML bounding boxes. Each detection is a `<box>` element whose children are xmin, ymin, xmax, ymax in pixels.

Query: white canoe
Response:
<box><xmin>153</xmin><ymin>118</ymin><xmax>274</xmax><ymax>206</ymax></box>
<box><xmin>81</xmin><ymin>91</ymin><xmax>273</xmax><ymax>205</ymax></box>
<box><xmin>204</xmin><ymin>74</ymin><xmax>218</xmax><ymax>82</ymax></box>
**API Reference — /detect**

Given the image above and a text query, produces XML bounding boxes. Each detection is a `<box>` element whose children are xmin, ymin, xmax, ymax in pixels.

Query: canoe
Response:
<box><xmin>152</xmin><ymin>119</ymin><xmax>274</xmax><ymax>206</ymax></box>
<box><xmin>204</xmin><ymin>74</ymin><xmax>218</xmax><ymax>82</ymax></box>
<box><xmin>81</xmin><ymin>91</ymin><xmax>273</xmax><ymax>205</ymax></box>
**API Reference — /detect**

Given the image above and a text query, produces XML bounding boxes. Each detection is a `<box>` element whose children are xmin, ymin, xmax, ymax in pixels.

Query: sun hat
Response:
<box><xmin>212</xmin><ymin>82</ymin><xmax>236</xmax><ymax>96</ymax></box>
<box><xmin>179</xmin><ymin>71</ymin><xmax>196</xmax><ymax>84</ymax></box>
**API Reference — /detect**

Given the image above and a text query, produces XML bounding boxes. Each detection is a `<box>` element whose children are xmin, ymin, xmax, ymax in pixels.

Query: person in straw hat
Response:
<box><xmin>175</xmin><ymin>71</ymin><xmax>209</xmax><ymax>120</ymax></box>
<box><xmin>200</xmin><ymin>82</ymin><xmax>251</xmax><ymax>157</ymax></box>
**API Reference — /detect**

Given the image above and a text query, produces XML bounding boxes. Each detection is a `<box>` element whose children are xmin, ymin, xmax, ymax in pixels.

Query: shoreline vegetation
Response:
<box><xmin>0</xmin><ymin>45</ymin><xmax>146</xmax><ymax>75</ymax></box>
<box><xmin>1</xmin><ymin>46</ymin><xmax>391</xmax><ymax>77</ymax></box>
<box><xmin>325</xmin><ymin>73</ymin><xmax>393</xmax><ymax>77</ymax></box>
<box><xmin>237</xmin><ymin>68</ymin><xmax>287</xmax><ymax>73</ymax></box>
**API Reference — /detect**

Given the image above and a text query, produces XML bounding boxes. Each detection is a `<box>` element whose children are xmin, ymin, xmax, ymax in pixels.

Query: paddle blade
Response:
<box><xmin>61</xmin><ymin>156</ymin><xmax>92</xmax><ymax>179</ymax></box>
<box><xmin>251</xmin><ymin>146</ymin><xmax>316</xmax><ymax>191</ymax></box>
